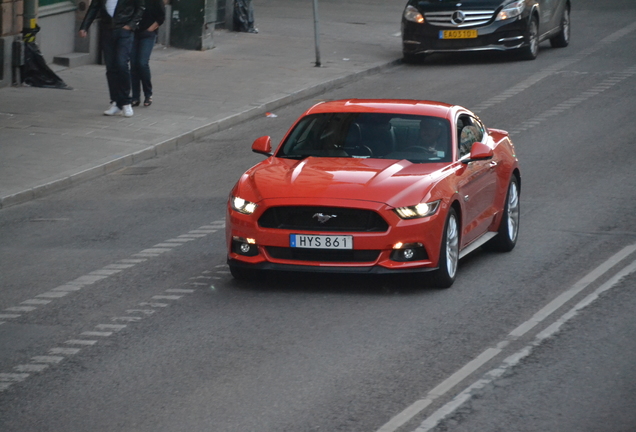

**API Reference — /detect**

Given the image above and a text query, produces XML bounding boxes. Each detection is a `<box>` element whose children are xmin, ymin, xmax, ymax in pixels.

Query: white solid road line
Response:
<box><xmin>413</xmin><ymin>257</ymin><xmax>636</xmax><ymax>432</ymax></box>
<box><xmin>377</xmin><ymin>243</ymin><xmax>636</xmax><ymax>432</ymax></box>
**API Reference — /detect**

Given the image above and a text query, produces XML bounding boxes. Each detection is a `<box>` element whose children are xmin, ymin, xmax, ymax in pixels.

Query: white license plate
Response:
<box><xmin>290</xmin><ymin>234</ymin><xmax>353</xmax><ymax>249</ymax></box>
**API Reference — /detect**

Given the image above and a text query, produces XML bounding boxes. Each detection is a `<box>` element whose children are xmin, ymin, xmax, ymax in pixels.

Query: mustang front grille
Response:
<box><xmin>425</xmin><ymin>10</ymin><xmax>495</xmax><ymax>28</ymax></box>
<box><xmin>258</xmin><ymin>206</ymin><xmax>388</xmax><ymax>232</ymax></box>
<box><xmin>266</xmin><ymin>247</ymin><xmax>380</xmax><ymax>263</ymax></box>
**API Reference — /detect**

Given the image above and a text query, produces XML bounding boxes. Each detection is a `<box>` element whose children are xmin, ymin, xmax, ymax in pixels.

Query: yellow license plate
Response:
<box><xmin>439</xmin><ymin>29</ymin><xmax>478</xmax><ymax>39</ymax></box>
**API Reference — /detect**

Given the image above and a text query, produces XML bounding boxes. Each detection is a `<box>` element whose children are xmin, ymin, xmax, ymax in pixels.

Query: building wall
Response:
<box><xmin>0</xmin><ymin>0</ymin><xmax>23</xmax><ymax>36</ymax></box>
<box><xmin>38</xmin><ymin>1</ymin><xmax>75</xmax><ymax>63</ymax></box>
<box><xmin>0</xmin><ymin>0</ymin><xmax>23</xmax><ymax>87</ymax></box>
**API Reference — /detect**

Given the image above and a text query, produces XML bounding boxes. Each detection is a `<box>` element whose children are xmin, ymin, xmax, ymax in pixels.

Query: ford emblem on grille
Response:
<box><xmin>451</xmin><ymin>10</ymin><xmax>465</xmax><ymax>25</ymax></box>
<box><xmin>313</xmin><ymin>213</ymin><xmax>337</xmax><ymax>224</ymax></box>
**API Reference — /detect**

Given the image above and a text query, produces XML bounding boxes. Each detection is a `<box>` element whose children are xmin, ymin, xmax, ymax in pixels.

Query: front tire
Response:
<box><xmin>430</xmin><ymin>208</ymin><xmax>459</xmax><ymax>288</ymax></box>
<box><xmin>485</xmin><ymin>177</ymin><xmax>520</xmax><ymax>252</ymax></box>
<box><xmin>519</xmin><ymin>16</ymin><xmax>539</xmax><ymax>60</ymax></box>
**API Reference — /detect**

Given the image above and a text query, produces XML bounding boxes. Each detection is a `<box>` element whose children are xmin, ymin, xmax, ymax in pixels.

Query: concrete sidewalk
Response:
<box><xmin>0</xmin><ymin>0</ymin><xmax>405</xmax><ymax>209</ymax></box>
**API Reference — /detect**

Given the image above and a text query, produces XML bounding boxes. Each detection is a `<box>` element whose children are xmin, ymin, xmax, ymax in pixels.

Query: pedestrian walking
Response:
<box><xmin>79</xmin><ymin>0</ymin><xmax>145</xmax><ymax>117</ymax></box>
<box><xmin>130</xmin><ymin>0</ymin><xmax>165</xmax><ymax>108</ymax></box>
<box><xmin>234</xmin><ymin>0</ymin><xmax>258</xmax><ymax>34</ymax></box>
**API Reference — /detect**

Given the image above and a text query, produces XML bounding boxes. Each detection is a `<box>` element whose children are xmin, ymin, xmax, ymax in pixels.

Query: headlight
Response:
<box><xmin>404</xmin><ymin>5</ymin><xmax>425</xmax><ymax>24</ymax></box>
<box><xmin>496</xmin><ymin>0</ymin><xmax>525</xmax><ymax>21</ymax></box>
<box><xmin>394</xmin><ymin>200</ymin><xmax>440</xmax><ymax>219</ymax></box>
<box><xmin>231</xmin><ymin>196</ymin><xmax>258</xmax><ymax>214</ymax></box>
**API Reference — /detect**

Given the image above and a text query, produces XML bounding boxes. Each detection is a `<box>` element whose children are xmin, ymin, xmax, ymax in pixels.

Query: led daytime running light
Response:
<box><xmin>395</xmin><ymin>200</ymin><xmax>440</xmax><ymax>219</ymax></box>
<box><xmin>231</xmin><ymin>196</ymin><xmax>258</xmax><ymax>214</ymax></box>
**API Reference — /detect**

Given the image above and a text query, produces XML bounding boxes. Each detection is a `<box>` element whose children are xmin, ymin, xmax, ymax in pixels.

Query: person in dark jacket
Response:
<box><xmin>79</xmin><ymin>0</ymin><xmax>145</xmax><ymax>117</ymax></box>
<box><xmin>130</xmin><ymin>0</ymin><xmax>165</xmax><ymax>107</ymax></box>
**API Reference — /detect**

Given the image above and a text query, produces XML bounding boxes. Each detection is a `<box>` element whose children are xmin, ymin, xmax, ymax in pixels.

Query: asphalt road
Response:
<box><xmin>1</xmin><ymin>1</ymin><xmax>636</xmax><ymax>431</ymax></box>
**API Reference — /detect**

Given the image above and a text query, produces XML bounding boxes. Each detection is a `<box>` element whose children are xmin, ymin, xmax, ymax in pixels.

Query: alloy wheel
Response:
<box><xmin>445</xmin><ymin>213</ymin><xmax>459</xmax><ymax>278</ymax></box>
<box><xmin>506</xmin><ymin>181</ymin><xmax>520</xmax><ymax>242</ymax></box>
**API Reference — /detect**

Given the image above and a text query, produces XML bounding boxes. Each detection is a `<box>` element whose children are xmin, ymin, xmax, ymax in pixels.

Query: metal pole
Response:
<box><xmin>23</xmin><ymin>0</ymin><xmax>38</xmax><ymax>41</ymax></box>
<box><xmin>312</xmin><ymin>0</ymin><xmax>321</xmax><ymax>67</ymax></box>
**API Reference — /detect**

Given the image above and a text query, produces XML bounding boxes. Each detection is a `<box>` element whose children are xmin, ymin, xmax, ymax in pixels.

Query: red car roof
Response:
<box><xmin>304</xmin><ymin>99</ymin><xmax>456</xmax><ymax>119</ymax></box>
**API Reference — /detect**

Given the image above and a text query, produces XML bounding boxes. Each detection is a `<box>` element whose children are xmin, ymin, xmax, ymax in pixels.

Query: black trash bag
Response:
<box><xmin>234</xmin><ymin>0</ymin><xmax>256</xmax><ymax>33</ymax></box>
<box><xmin>20</xmin><ymin>27</ymin><xmax>71</xmax><ymax>89</ymax></box>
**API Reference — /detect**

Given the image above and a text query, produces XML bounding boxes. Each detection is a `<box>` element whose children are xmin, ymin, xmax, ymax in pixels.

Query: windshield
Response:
<box><xmin>277</xmin><ymin>112</ymin><xmax>451</xmax><ymax>163</ymax></box>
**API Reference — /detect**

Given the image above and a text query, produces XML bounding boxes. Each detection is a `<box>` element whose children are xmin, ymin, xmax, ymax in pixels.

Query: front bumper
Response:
<box><xmin>227</xmin><ymin>258</ymin><xmax>438</xmax><ymax>275</ymax></box>
<box><xmin>226</xmin><ymin>198</ymin><xmax>448</xmax><ymax>274</ymax></box>
<box><xmin>402</xmin><ymin>16</ymin><xmax>529</xmax><ymax>56</ymax></box>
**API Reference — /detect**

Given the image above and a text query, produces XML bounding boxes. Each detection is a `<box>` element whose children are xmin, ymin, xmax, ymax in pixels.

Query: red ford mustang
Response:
<box><xmin>226</xmin><ymin>99</ymin><xmax>520</xmax><ymax>287</ymax></box>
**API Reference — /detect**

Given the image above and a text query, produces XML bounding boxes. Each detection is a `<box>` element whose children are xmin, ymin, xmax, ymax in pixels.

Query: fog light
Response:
<box><xmin>390</xmin><ymin>242</ymin><xmax>428</xmax><ymax>262</ymax></box>
<box><xmin>232</xmin><ymin>236</ymin><xmax>259</xmax><ymax>257</ymax></box>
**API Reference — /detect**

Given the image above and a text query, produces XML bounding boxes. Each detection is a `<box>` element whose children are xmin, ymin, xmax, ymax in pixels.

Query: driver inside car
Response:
<box><xmin>416</xmin><ymin>118</ymin><xmax>448</xmax><ymax>156</ymax></box>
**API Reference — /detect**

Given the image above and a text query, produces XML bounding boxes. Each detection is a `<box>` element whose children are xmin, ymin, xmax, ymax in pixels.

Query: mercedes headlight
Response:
<box><xmin>394</xmin><ymin>200</ymin><xmax>440</xmax><ymax>219</ymax></box>
<box><xmin>404</xmin><ymin>5</ymin><xmax>425</xmax><ymax>24</ymax></box>
<box><xmin>496</xmin><ymin>0</ymin><xmax>525</xmax><ymax>21</ymax></box>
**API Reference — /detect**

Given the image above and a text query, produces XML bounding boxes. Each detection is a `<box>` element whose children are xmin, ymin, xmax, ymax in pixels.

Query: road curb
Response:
<box><xmin>0</xmin><ymin>59</ymin><xmax>401</xmax><ymax>210</ymax></box>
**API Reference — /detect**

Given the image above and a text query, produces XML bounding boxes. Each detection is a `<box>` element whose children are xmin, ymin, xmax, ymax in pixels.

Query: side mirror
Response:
<box><xmin>252</xmin><ymin>136</ymin><xmax>272</xmax><ymax>156</ymax></box>
<box><xmin>462</xmin><ymin>141</ymin><xmax>493</xmax><ymax>163</ymax></box>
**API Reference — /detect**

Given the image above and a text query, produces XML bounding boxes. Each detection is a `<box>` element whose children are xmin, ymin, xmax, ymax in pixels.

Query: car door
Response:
<box><xmin>454</xmin><ymin>114</ymin><xmax>498</xmax><ymax>246</ymax></box>
<box><xmin>538</xmin><ymin>0</ymin><xmax>558</xmax><ymax>33</ymax></box>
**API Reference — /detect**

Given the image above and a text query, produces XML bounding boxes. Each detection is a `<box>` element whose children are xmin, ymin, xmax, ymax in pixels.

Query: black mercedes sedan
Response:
<box><xmin>401</xmin><ymin>0</ymin><xmax>570</xmax><ymax>62</ymax></box>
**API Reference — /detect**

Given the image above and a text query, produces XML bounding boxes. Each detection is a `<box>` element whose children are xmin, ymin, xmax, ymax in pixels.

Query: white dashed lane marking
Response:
<box><xmin>0</xmin><ymin>265</ymin><xmax>229</xmax><ymax>392</ymax></box>
<box><xmin>0</xmin><ymin>373</ymin><xmax>29</xmax><ymax>382</ymax></box>
<box><xmin>80</xmin><ymin>331</ymin><xmax>113</xmax><ymax>337</ymax></box>
<box><xmin>0</xmin><ymin>264</ymin><xmax>227</xmax><ymax>392</ymax></box>
<box><xmin>36</xmin><ymin>291</ymin><xmax>69</xmax><ymax>298</ymax></box>
<box><xmin>49</xmin><ymin>348</ymin><xmax>81</xmax><ymax>356</ymax></box>
<box><xmin>471</xmin><ymin>22</ymin><xmax>636</xmax><ymax>115</ymax></box>
<box><xmin>14</xmin><ymin>364</ymin><xmax>49</xmax><ymax>373</ymax></box>
<box><xmin>1</xmin><ymin>220</ymin><xmax>225</xmax><ymax>321</ymax></box>
<box><xmin>151</xmin><ymin>295</ymin><xmax>182</xmax><ymax>300</ymax></box>
<box><xmin>52</xmin><ymin>285</ymin><xmax>83</xmax><ymax>292</ymax></box>
<box><xmin>111</xmin><ymin>317</ymin><xmax>143</xmax><ymax>323</ymax></box>
<box><xmin>95</xmin><ymin>324</ymin><xmax>127</xmax><ymax>331</ymax></box>
<box><xmin>509</xmin><ymin>66</ymin><xmax>636</xmax><ymax>136</ymax></box>
<box><xmin>5</xmin><ymin>306</ymin><xmax>37</xmax><ymax>312</ymax></box>
<box><xmin>65</xmin><ymin>340</ymin><xmax>98</xmax><ymax>346</ymax></box>
<box><xmin>21</xmin><ymin>299</ymin><xmax>52</xmax><ymax>305</ymax></box>
<box><xmin>89</xmin><ymin>269</ymin><xmax>123</xmax><ymax>276</ymax></box>
<box><xmin>31</xmin><ymin>356</ymin><xmax>64</xmax><ymax>363</ymax></box>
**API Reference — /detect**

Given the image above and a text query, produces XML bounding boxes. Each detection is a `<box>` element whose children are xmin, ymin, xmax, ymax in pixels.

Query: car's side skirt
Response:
<box><xmin>459</xmin><ymin>232</ymin><xmax>498</xmax><ymax>259</ymax></box>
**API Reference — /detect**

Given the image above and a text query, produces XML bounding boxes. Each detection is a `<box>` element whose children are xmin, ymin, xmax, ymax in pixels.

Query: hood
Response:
<box><xmin>412</xmin><ymin>0</ymin><xmax>506</xmax><ymax>9</ymax></box>
<box><xmin>237</xmin><ymin>157</ymin><xmax>447</xmax><ymax>208</ymax></box>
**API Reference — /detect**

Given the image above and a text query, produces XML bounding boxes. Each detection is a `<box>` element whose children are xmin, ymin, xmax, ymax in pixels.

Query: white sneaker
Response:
<box><xmin>121</xmin><ymin>104</ymin><xmax>134</xmax><ymax>117</ymax></box>
<box><xmin>104</xmin><ymin>102</ymin><xmax>121</xmax><ymax>116</ymax></box>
